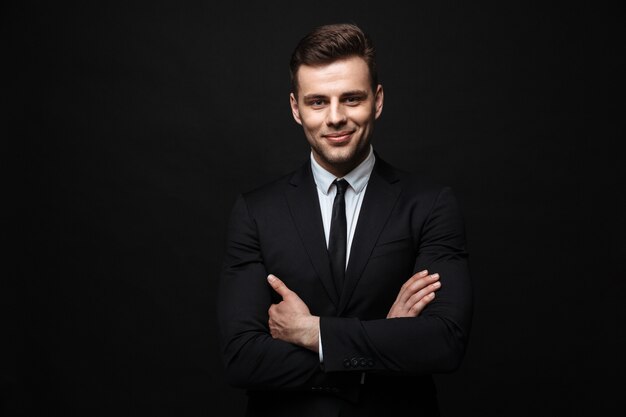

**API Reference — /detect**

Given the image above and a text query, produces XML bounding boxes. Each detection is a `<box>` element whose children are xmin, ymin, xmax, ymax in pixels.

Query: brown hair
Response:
<box><xmin>289</xmin><ymin>23</ymin><xmax>378</xmax><ymax>96</ymax></box>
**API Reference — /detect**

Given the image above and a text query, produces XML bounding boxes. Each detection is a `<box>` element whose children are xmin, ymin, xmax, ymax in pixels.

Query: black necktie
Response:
<box><xmin>328</xmin><ymin>179</ymin><xmax>349</xmax><ymax>294</ymax></box>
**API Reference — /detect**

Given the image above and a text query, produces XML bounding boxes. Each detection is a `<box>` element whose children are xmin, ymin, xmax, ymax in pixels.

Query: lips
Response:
<box><xmin>323</xmin><ymin>130</ymin><xmax>354</xmax><ymax>143</ymax></box>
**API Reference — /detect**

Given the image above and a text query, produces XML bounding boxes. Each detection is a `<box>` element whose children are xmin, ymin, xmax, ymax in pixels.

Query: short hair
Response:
<box><xmin>289</xmin><ymin>23</ymin><xmax>378</xmax><ymax>96</ymax></box>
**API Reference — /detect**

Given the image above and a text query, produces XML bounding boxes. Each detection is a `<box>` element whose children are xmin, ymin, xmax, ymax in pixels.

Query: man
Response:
<box><xmin>217</xmin><ymin>23</ymin><xmax>472</xmax><ymax>416</ymax></box>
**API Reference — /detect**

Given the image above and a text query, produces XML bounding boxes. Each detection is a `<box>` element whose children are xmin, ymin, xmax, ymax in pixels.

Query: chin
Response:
<box><xmin>323</xmin><ymin>149</ymin><xmax>357</xmax><ymax>165</ymax></box>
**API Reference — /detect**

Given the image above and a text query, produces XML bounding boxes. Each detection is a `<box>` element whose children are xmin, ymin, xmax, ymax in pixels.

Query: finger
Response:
<box><xmin>414</xmin><ymin>269</ymin><xmax>429</xmax><ymax>278</ymax></box>
<box><xmin>405</xmin><ymin>280</ymin><xmax>441</xmax><ymax>307</ymax></box>
<box><xmin>409</xmin><ymin>272</ymin><xmax>439</xmax><ymax>292</ymax></box>
<box><xmin>267</xmin><ymin>274</ymin><xmax>293</xmax><ymax>298</ymax></box>
<box><xmin>408</xmin><ymin>292</ymin><xmax>435</xmax><ymax>316</ymax></box>
<box><xmin>399</xmin><ymin>272</ymin><xmax>439</xmax><ymax>304</ymax></box>
<box><xmin>397</xmin><ymin>270</ymin><xmax>428</xmax><ymax>301</ymax></box>
<box><xmin>389</xmin><ymin>273</ymin><xmax>440</xmax><ymax>318</ymax></box>
<box><xmin>401</xmin><ymin>270</ymin><xmax>428</xmax><ymax>291</ymax></box>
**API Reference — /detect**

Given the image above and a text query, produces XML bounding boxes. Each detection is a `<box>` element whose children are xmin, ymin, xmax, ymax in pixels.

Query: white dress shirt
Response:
<box><xmin>310</xmin><ymin>146</ymin><xmax>376</xmax><ymax>363</ymax></box>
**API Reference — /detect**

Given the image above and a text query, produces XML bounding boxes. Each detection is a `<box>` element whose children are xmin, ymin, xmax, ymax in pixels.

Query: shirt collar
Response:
<box><xmin>310</xmin><ymin>145</ymin><xmax>375</xmax><ymax>195</ymax></box>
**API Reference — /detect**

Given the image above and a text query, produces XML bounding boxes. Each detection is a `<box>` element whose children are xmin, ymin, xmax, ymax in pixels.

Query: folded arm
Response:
<box><xmin>319</xmin><ymin>187</ymin><xmax>473</xmax><ymax>375</ymax></box>
<box><xmin>218</xmin><ymin>185</ymin><xmax>472</xmax><ymax>388</ymax></box>
<box><xmin>217</xmin><ymin>195</ymin><xmax>327</xmax><ymax>389</ymax></box>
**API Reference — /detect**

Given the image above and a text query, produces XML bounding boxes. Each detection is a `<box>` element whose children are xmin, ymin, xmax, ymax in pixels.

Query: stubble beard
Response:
<box><xmin>312</xmin><ymin>138</ymin><xmax>370</xmax><ymax>176</ymax></box>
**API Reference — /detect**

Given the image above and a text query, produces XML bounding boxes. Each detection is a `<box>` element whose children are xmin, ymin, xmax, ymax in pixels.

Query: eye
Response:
<box><xmin>344</xmin><ymin>96</ymin><xmax>363</xmax><ymax>105</ymax></box>
<box><xmin>307</xmin><ymin>98</ymin><xmax>326</xmax><ymax>108</ymax></box>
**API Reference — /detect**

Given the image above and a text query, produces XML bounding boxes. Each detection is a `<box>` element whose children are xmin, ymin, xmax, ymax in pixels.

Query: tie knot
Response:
<box><xmin>334</xmin><ymin>179</ymin><xmax>349</xmax><ymax>196</ymax></box>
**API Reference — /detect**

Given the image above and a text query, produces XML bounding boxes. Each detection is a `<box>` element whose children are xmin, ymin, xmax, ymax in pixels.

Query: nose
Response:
<box><xmin>326</xmin><ymin>101</ymin><xmax>347</xmax><ymax>127</ymax></box>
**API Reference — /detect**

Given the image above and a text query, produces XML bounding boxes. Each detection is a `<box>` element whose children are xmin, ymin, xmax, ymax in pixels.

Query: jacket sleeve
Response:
<box><xmin>217</xmin><ymin>194</ymin><xmax>360</xmax><ymax>392</ymax></box>
<box><xmin>319</xmin><ymin>186</ymin><xmax>473</xmax><ymax>375</ymax></box>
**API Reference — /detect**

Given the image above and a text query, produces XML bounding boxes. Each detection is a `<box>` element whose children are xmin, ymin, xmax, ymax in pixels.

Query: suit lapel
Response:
<box><xmin>286</xmin><ymin>163</ymin><xmax>339</xmax><ymax>307</ymax></box>
<box><xmin>338</xmin><ymin>158</ymin><xmax>401</xmax><ymax>314</ymax></box>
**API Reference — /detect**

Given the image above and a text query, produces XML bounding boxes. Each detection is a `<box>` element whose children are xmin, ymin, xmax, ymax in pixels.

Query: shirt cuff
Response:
<box><xmin>318</xmin><ymin>328</ymin><xmax>324</xmax><ymax>363</ymax></box>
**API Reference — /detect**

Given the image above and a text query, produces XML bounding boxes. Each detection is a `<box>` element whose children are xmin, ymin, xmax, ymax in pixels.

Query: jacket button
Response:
<box><xmin>367</xmin><ymin>359</ymin><xmax>374</xmax><ymax>367</ymax></box>
<box><xmin>359</xmin><ymin>358</ymin><xmax>367</xmax><ymax>367</ymax></box>
<box><xmin>351</xmin><ymin>358</ymin><xmax>359</xmax><ymax>367</ymax></box>
<box><xmin>343</xmin><ymin>359</ymin><xmax>351</xmax><ymax>368</ymax></box>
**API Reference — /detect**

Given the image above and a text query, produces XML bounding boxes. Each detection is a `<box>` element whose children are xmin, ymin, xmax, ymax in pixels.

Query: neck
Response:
<box><xmin>313</xmin><ymin>148</ymin><xmax>370</xmax><ymax>178</ymax></box>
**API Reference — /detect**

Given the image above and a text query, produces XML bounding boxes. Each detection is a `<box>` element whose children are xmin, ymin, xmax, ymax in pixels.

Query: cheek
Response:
<box><xmin>351</xmin><ymin>108</ymin><xmax>375</xmax><ymax>125</ymax></box>
<box><xmin>301</xmin><ymin>115</ymin><xmax>323</xmax><ymax>133</ymax></box>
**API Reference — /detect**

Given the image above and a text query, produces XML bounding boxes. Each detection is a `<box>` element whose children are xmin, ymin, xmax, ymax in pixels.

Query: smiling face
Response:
<box><xmin>290</xmin><ymin>56</ymin><xmax>384</xmax><ymax>177</ymax></box>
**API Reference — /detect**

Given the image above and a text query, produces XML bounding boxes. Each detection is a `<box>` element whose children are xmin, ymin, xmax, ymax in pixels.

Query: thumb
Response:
<box><xmin>267</xmin><ymin>274</ymin><xmax>292</xmax><ymax>298</ymax></box>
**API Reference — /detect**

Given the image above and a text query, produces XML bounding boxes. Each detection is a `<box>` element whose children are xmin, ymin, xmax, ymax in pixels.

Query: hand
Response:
<box><xmin>267</xmin><ymin>274</ymin><xmax>319</xmax><ymax>352</ymax></box>
<box><xmin>387</xmin><ymin>270</ymin><xmax>441</xmax><ymax>318</ymax></box>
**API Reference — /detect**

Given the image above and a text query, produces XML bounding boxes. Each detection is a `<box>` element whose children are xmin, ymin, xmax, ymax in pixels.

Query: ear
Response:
<box><xmin>290</xmin><ymin>93</ymin><xmax>303</xmax><ymax>125</ymax></box>
<box><xmin>374</xmin><ymin>84</ymin><xmax>384</xmax><ymax>119</ymax></box>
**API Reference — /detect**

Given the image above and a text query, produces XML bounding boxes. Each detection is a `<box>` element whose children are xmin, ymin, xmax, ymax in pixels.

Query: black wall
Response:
<box><xmin>7</xmin><ymin>1</ymin><xmax>624</xmax><ymax>416</ymax></box>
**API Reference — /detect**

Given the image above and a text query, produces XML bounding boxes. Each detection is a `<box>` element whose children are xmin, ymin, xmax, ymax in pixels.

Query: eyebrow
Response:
<box><xmin>341</xmin><ymin>90</ymin><xmax>369</xmax><ymax>97</ymax></box>
<box><xmin>302</xmin><ymin>94</ymin><xmax>326</xmax><ymax>101</ymax></box>
<box><xmin>302</xmin><ymin>90</ymin><xmax>369</xmax><ymax>101</ymax></box>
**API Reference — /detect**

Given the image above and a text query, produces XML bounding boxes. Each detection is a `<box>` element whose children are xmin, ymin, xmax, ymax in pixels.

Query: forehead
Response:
<box><xmin>296</xmin><ymin>56</ymin><xmax>372</xmax><ymax>96</ymax></box>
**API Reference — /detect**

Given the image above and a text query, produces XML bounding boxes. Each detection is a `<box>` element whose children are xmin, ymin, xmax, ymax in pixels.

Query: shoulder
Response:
<box><xmin>235</xmin><ymin>162</ymin><xmax>308</xmax><ymax>207</ymax></box>
<box><xmin>377</xmin><ymin>159</ymin><xmax>466</xmax><ymax>232</ymax></box>
<box><xmin>375</xmin><ymin>156</ymin><xmax>452</xmax><ymax>200</ymax></box>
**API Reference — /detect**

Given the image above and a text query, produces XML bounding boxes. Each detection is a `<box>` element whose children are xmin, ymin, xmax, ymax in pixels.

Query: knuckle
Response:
<box><xmin>415</xmin><ymin>289</ymin><xmax>428</xmax><ymax>300</ymax></box>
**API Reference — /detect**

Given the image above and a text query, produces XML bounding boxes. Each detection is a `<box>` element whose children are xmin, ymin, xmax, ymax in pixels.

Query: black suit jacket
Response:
<box><xmin>217</xmin><ymin>155</ymin><xmax>473</xmax><ymax>416</ymax></box>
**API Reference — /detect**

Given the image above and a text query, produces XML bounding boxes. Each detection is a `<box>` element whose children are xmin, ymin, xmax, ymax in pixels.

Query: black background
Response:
<box><xmin>6</xmin><ymin>1</ymin><xmax>625</xmax><ymax>416</ymax></box>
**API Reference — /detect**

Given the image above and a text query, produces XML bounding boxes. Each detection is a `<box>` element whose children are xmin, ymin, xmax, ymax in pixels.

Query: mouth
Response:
<box><xmin>322</xmin><ymin>130</ymin><xmax>354</xmax><ymax>144</ymax></box>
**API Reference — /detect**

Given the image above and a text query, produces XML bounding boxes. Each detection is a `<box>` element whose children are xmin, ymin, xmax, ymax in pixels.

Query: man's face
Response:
<box><xmin>290</xmin><ymin>56</ymin><xmax>384</xmax><ymax>177</ymax></box>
